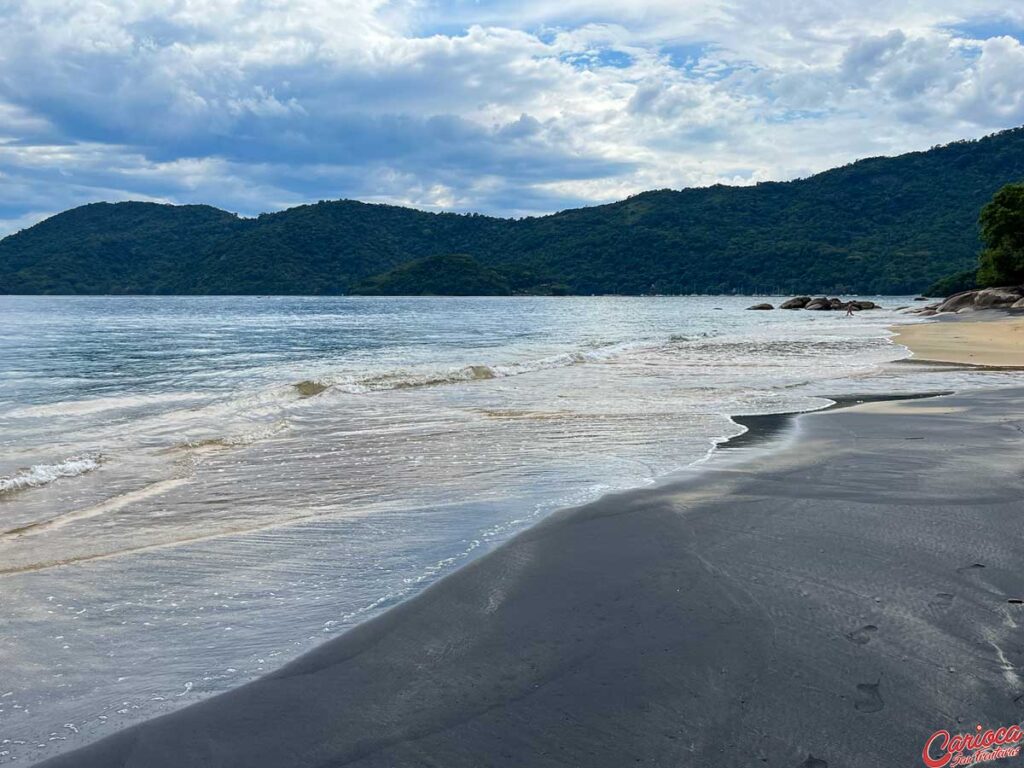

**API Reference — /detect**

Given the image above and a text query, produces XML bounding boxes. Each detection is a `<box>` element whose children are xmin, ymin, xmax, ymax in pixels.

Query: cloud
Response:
<box><xmin>0</xmin><ymin>0</ymin><xmax>1023</xmax><ymax>235</ymax></box>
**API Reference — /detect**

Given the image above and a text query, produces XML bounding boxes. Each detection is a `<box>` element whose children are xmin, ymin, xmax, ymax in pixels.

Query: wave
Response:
<box><xmin>173</xmin><ymin>420</ymin><xmax>290</xmax><ymax>454</ymax></box>
<box><xmin>294</xmin><ymin>380</ymin><xmax>330</xmax><ymax>398</ymax></box>
<box><xmin>1</xmin><ymin>477</ymin><xmax>190</xmax><ymax>539</ymax></box>
<box><xmin>304</xmin><ymin>340</ymin><xmax>661</xmax><ymax>395</ymax></box>
<box><xmin>8</xmin><ymin>392</ymin><xmax>198</xmax><ymax>419</ymax></box>
<box><xmin>0</xmin><ymin>455</ymin><xmax>100</xmax><ymax>495</ymax></box>
<box><xmin>350</xmin><ymin>363</ymin><xmax>501</xmax><ymax>392</ymax></box>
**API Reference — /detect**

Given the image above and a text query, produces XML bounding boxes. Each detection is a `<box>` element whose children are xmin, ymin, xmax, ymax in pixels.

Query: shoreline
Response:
<box><xmin>35</xmin><ymin>385</ymin><xmax>1024</xmax><ymax>768</ymax></box>
<box><xmin>10</xmin><ymin>306</ymin><xmax>1004</xmax><ymax>766</ymax></box>
<box><xmin>893</xmin><ymin>312</ymin><xmax>1024</xmax><ymax>368</ymax></box>
<box><xmin>722</xmin><ymin>392</ymin><xmax>950</xmax><ymax>453</ymax></box>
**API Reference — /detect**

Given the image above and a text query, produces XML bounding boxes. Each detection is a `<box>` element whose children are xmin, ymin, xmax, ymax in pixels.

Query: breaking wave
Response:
<box><xmin>0</xmin><ymin>455</ymin><xmax>101</xmax><ymax>495</ymax></box>
<box><xmin>175</xmin><ymin>421</ymin><xmax>290</xmax><ymax>454</ymax></box>
<box><xmin>305</xmin><ymin>338</ymin><xmax>672</xmax><ymax>395</ymax></box>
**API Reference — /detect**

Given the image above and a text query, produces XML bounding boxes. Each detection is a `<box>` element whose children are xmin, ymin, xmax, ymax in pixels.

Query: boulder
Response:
<box><xmin>1013</xmin><ymin>298</ymin><xmax>1024</xmax><ymax>310</ymax></box>
<box><xmin>747</xmin><ymin>303</ymin><xmax>774</xmax><ymax>310</ymax></box>
<box><xmin>975</xmin><ymin>287</ymin><xmax>1024</xmax><ymax>308</ymax></box>
<box><xmin>781</xmin><ymin>295</ymin><xmax>880</xmax><ymax>311</ymax></box>
<box><xmin>937</xmin><ymin>286</ymin><xmax>1024</xmax><ymax>313</ymax></box>
<box><xmin>937</xmin><ymin>290</ymin><xmax>981</xmax><ymax>313</ymax></box>
<box><xmin>918</xmin><ymin>309</ymin><xmax>938</xmax><ymax>316</ymax></box>
<box><xmin>780</xmin><ymin>296</ymin><xmax>811</xmax><ymax>309</ymax></box>
<box><xmin>902</xmin><ymin>303</ymin><xmax>940</xmax><ymax>314</ymax></box>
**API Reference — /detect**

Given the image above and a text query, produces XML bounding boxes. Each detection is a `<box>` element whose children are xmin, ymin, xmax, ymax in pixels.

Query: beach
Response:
<box><xmin>894</xmin><ymin>313</ymin><xmax>1024</xmax><ymax>368</ymax></box>
<box><xmin>10</xmin><ymin>295</ymin><xmax>963</xmax><ymax>765</ymax></box>
<box><xmin>33</xmin><ymin>314</ymin><xmax>1024</xmax><ymax>768</ymax></box>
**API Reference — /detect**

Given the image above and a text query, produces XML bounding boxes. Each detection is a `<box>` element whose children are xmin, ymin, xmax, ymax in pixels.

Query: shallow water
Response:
<box><xmin>0</xmin><ymin>295</ymin><xmax>1019</xmax><ymax>763</ymax></box>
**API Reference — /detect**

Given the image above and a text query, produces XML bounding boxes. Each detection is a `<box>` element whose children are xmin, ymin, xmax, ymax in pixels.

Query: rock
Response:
<box><xmin>938</xmin><ymin>286</ymin><xmax>1024</xmax><ymax>313</ymax></box>
<box><xmin>937</xmin><ymin>290</ymin><xmax>980</xmax><ymax>313</ymax></box>
<box><xmin>781</xmin><ymin>295</ymin><xmax>879</xmax><ymax>311</ymax></box>
<box><xmin>914</xmin><ymin>296</ymin><xmax>929</xmax><ymax>301</ymax></box>
<box><xmin>975</xmin><ymin>287</ymin><xmax>1024</xmax><ymax>308</ymax></box>
<box><xmin>1013</xmin><ymin>298</ymin><xmax>1024</xmax><ymax>309</ymax></box>
<box><xmin>918</xmin><ymin>309</ymin><xmax>938</xmax><ymax>316</ymax></box>
<box><xmin>780</xmin><ymin>296</ymin><xmax>811</xmax><ymax>309</ymax></box>
<box><xmin>746</xmin><ymin>303</ymin><xmax>774</xmax><ymax>310</ymax></box>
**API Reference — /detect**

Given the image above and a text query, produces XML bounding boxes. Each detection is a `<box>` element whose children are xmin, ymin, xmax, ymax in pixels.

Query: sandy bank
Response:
<box><xmin>895</xmin><ymin>314</ymin><xmax>1024</xmax><ymax>367</ymax></box>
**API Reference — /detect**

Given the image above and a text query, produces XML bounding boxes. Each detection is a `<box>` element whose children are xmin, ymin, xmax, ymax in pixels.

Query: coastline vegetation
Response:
<box><xmin>3</xmin><ymin>127</ymin><xmax>1024</xmax><ymax>296</ymax></box>
<box><xmin>926</xmin><ymin>182</ymin><xmax>1024</xmax><ymax>295</ymax></box>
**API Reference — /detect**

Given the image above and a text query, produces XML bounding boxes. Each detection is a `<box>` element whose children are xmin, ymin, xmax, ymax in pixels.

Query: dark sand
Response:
<box><xmin>36</xmin><ymin>388</ymin><xmax>1024</xmax><ymax>768</ymax></box>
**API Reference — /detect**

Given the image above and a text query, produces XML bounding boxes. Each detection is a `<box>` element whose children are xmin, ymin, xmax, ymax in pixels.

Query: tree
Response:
<box><xmin>978</xmin><ymin>183</ymin><xmax>1024</xmax><ymax>286</ymax></box>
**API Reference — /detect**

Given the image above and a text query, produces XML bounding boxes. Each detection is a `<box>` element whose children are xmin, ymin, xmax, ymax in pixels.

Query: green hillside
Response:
<box><xmin>350</xmin><ymin>254</ymin><xmax>513</xmax><ymax>296</ymax></box>
<box><xmin>3</xmin><ymin>127</ymin><xmax>1023</xmax><ymax>295</ymax></box>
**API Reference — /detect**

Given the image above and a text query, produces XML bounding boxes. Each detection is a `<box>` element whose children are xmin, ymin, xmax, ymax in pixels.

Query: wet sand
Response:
<box><xmin>895</xmin><ymin>315</ymin><xmax>1024</xmax><ymax>367</ymax></box>
<box><xmin>34</xmin><ymin>388</ymin><xmax>1024</xmax><ymax>768</ymax></box>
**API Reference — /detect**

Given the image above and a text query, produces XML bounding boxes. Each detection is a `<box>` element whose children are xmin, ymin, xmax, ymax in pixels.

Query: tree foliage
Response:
<box><xmin>351</xmin><ymin>254</ymin><xmax>512</xmax><ymax>295</ymax></box>
<box><xmin>925</xmin><ymin>270</ymin><xmax>977</xmax><ymax>297</ymax></box>
<box><xmin>3</xmin><ymin>127</ymin><xmax>1024</xmax><ymax>295</ymax></box>
<box><xmin>977</xmin><ymin>183</ymin><xmax>1024</xmax><ymax>286</ymax></box>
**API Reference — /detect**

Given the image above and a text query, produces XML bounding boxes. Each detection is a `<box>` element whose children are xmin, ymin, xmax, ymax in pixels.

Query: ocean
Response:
<box><xmin>0</xmin><ymin>295</ymin><xmax>1017</xmax><ymax>763</ymax></box>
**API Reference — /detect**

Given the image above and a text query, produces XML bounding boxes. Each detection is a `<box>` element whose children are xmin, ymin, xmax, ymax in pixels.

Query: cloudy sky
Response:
<box><xmin>1</xmin><ymin>0</ymin><xmax>1023</xmax><ymax>234</ymax></box>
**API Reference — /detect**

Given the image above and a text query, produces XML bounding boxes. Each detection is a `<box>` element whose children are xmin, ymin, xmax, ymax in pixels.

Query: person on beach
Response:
<box><xmin>846</xmin><ymin>303</ymin><xmax>855</xmax><ymax>317</ymax></box>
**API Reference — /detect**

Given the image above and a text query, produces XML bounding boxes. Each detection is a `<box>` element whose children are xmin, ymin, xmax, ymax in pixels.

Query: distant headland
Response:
<box><xmin>3</xmin><ymin>126</ymin><xmax>1024</xmax><ymax>296</ymax></box>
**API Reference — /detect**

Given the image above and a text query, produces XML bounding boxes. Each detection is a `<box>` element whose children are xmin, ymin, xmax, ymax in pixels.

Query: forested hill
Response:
<box><xmin>3</xmin><ymin>126</ymin><xmax>1024</xmax><ymax>295</ymax></box>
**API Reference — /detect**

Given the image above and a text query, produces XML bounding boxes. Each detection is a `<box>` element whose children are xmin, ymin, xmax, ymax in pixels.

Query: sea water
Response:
<box><xmin>0</xmin><ymin>295</ymin><xmax>1018</xmax><ymax>762</ymax></box>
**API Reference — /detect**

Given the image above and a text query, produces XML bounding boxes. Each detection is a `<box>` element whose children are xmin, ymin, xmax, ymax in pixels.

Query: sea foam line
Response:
<box><xmin>305</xmin><ymin>336</ymin><xmax>679</xmax><ymax>395</ymax></box>
<box><xmin>0</xmin><ymin>477</ymin><xmax>190</xmax><ymax>539</ymax></box>
<box><xmin>0</xmin><ymin>456</ymin><xmax>100</xmax><ymax>495</ymax></box>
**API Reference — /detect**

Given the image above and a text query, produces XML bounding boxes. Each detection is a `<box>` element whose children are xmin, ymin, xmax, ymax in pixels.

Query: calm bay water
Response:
<box><xmin>1</xmin><ymin>295</ymin><xmax>1019</xmax><ymax>763</ymax></box>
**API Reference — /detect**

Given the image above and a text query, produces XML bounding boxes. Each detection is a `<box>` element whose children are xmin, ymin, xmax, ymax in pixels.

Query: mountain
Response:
<box><xmin>350</xmin><ymin>253</ymin><xmax>513</xmax><ymax>296</ymax></box>
<box><xmin>3</xmin><ymin>127</ymin><xmax>1024</xmax><ymax>295</ymax></box>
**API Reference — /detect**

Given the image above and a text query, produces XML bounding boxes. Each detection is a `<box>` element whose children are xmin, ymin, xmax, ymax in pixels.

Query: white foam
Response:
<box><xmin>2</xmin><ymin>477</ymin><xmax>191</xmax><ymax>538</ymax></box>
<box><xmin>319</xmin><ymin>338</ymin><xmax>660</xmax><ymax>394</ymax></box>
<box><xmin>0</xmin><ymin>456</ymin><xmax>100</xmax><ymax>494</ymax></box>
<box><xmin>9</xmin><ymin>393</ymin><xmax>199</xmax><ymax>419</ymax></box>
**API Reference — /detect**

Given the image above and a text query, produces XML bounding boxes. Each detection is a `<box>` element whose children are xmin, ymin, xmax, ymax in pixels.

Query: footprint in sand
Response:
<box><xmin>799</xmin><ymin>755</ymin><xmax>828</xmax><ymax>768</ymax></box>
<box><xmin>845</xmin><ymin>625</ymin><xmax>878</xmax><ymax>645</ymax></box>
<box><xmin>956</xmin><ymin>563</ymin><xmax>986</xmax><ymax>573</ymax></box>
<box><xmin>854</xmin><ymin>682</ymin><xmax>884</xmax><ymax>713</ymax></box>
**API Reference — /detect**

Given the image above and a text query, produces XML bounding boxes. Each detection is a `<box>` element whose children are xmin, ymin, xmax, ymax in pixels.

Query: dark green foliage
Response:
<box><xmin>351</xmin><ymin>254</ymin><xmax>511</xmax><ymax>296</ymax></box>
<box><xmin>3</xmin><ymin>127</ymin><xmax>1024</xmax><ymax>295</ymax></box>
<box><xmin>977</xmin><ymin>183</ymin><xmax>1024</xmax><ymax>286</ymax></box>
<box><xmin>0</xmin><ymin>202</ymin><xmax>240</xmax><ymax>294</ymax></box>
<box><xmin>925</xmin><ymin>270</ymin><xmax>978</xmax><ymax>297</ymax></box>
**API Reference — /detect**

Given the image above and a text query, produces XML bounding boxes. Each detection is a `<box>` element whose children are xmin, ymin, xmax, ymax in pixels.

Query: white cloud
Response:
<box><xmin>0</xmin><ymin>0</ymin><xmax>1022</xmax><ymax>235</ymax></box>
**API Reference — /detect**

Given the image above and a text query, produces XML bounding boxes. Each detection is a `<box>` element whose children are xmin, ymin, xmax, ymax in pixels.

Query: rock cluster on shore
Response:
<box><xmin>746</xmin><ymin>297</ymin><xmax>879</xmax><ymax>311</ymax></box>
<box><xmin>902</xmin><ymin>286</ymin><xmax>1024</xmax><ymax>316</ymax></box>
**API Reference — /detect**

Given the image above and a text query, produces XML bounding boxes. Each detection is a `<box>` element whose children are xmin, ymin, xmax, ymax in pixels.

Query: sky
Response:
<box><xmin>1</xmin><ymin>1</ymin><xmax>1024</xmax><ymax>235</ymax></box>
